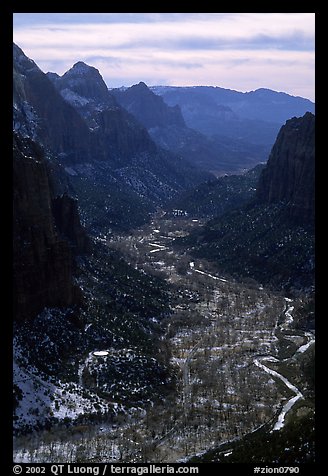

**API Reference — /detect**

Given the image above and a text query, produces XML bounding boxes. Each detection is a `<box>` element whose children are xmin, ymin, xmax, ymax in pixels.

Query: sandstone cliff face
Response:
<box><xmin>13</xmin><ymin>133</ymin><xmax>86</xmax><ymax>321</ymax></box>
<box><xmin>256</xmin><ymin>112</ymin><xmax>315</xmax><ymax>225</ymax></box>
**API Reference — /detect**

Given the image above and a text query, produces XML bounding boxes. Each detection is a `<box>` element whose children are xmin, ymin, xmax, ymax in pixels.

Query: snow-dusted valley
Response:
<box><xmin>12</xmin><ymin>39</ymin><xmax>315</xmax><ymax>465</ymax></box>
<box><xmin>13</xmin><ymin>214</ymin><xmax>315</xmax><ymax>463</ymax></box>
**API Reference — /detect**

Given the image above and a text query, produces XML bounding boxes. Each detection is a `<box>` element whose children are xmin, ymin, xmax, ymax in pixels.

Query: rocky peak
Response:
<box><xmin>111</xmin><ymin>81</ymin><xmax>185</xmax><ymax>129</ymax></box>
<box><xmin>256</xmin><ymin>112</ymin><xmax>315</xmax><ymax>225</ymax></box>
<box><xmin>13</xmin><ymin>43</ymin><xmax>39</xmax><ymax>74</ymax></box>
<box><xmin>130</xmin><ymin>81</ymin><xmax>153</xmax><ymax>95</ymax></box>
<box><xmin>46</xmin><ymin>71</ymin><xmax>60</xmax><ymax>82</ymax></box>
<box><xmin>133</xmin><ymin>81</ymin><xmax>148</xmax><ymax>89</ymax></box>
<box><xmin>58</xmin><ymin>61</ymin><xmax>114</xmax><ymax>106</ymax></box>
<box><xmin>68</xmin><ymin>61</ymin><xmax>97</xmax><ymax>75</ymax></box>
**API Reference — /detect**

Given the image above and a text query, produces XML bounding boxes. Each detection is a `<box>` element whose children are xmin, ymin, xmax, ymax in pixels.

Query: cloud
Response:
<box><xmin>13</xmin><ymin>13</ymin><xmax>315</xmax><ymax>52</ymax></box>
<box><xmin>13</xmin><ymin>13</ymin><xmax>315</xmax><ymax>101</ymax></box>
<box><xmin>146</xmin><ymin>32</ymin><xmax>314</xmax><ymax>52</ymax></box>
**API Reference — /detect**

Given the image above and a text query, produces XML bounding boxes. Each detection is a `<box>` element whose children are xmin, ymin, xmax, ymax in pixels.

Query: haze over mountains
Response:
<box><xmin>111</xmin><ymin>82</ymin><xmax>314</xmax><ymax>176</ymax></box>
<box><xmin>151</xmin><ymin>85</ymin><xmax>314</xmax><ymax>142</ymax></box>
<box><xmin>111</xmin><ymin>82</ymin><xmax>268</xmax><ymax>175</ymax></box>
<box><xmin>12</xmin><ymin>42</ymin><xmax>315</xmax><ymax>463</ymax></box>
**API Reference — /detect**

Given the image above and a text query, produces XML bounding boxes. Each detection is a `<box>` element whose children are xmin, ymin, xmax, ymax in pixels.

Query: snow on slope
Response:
<box><xmin>13</xmin><ymin>340</ymin><xmax>114</xmax><ymax>431</ymax></box>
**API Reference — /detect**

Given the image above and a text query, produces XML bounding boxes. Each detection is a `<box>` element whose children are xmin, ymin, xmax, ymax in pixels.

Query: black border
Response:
<box><xmin>4</xmin><ymin>5</ymin><xmax>322</xmax><ymax>474</ymax></box>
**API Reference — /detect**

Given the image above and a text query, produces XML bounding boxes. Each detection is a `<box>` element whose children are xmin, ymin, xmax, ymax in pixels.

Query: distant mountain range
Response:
<box><xmin>111</xmin><ymin>82</ymin><xmax>271</xmax><ymax>175</ymax></box>
<box><xmin>110</xmin><ymin>82</ymin><xmax>314</xmax><ymax>176</ymax></box>
<box><xmin>151</xmin><ymin>85</ymin><xmax>314</xmax><ymax>144</ymax></box>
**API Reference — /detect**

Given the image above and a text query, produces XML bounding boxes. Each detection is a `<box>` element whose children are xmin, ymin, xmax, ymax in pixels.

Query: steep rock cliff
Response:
<box><xmin>47</xmin><ymin>61</ymin><xmax>117</xmax><ymax>130</ymax></box>
<box><xmin>256</xmin><ymin>112</ymin><xmax>315</xmax><ymax>225</ymax></box>
<box><xmin>14</xmin><ymin>44</ymin><xmax>156</xmax><ymax>166</ymax></box>
<box><xmin>13</xmin><ymin>43</ymin><xmax>93</xmax><ymax>164</ymax></box>
<box><xmin>13</xmin><ymin>133</ymin><xmax>87</xmax><ymax>321</ymax></box>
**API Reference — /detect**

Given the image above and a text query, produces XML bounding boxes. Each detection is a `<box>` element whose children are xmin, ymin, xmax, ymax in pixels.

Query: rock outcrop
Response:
<box><xmin>14</xmin><ymin>44</ymin><xmax>155</xmax><ymax>166</ymax></box>
<box><xmin>256</xmin><ymin>112</ymin><xmax>315</xmax><ymax>225</ymax></box>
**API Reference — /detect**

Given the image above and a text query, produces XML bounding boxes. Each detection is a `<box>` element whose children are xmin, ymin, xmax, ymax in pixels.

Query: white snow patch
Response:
<box><xmin>296</xmin><ymin>339</ymin><xmax>315</xmax><ymax>354</ymax></box>
<box><xmin>64</xmin><ymin>167</ymin><xmax>78</xmax><ymax>176</ymax></box>
<box><xmin>284</xmin><ymin>306</ymin><xmax>294</xmax><ymax>324</ymax></box>
<box><xmin>14</xmin><ymin>357</ymin><xmax>110</xmax><ymax>430</ymax></box>
<box><xmin>194</xmin><ymin>269</ymin><xmax>227</xmax><ymax>282</ymax></box>
<box><xmin>61</xmin><ymin>88</ymin><xmax>90</xmax><ymax>107</ymax></box>
<box><xmin>149</xmin><ymin>243</ymin><xmax>166</xmax><ymax>249</ymax></box>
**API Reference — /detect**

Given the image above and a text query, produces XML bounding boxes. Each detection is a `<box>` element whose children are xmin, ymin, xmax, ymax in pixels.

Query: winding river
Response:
<box><xmin>254</xmin><ymin>301</ymin><xmax>314</xmax><ymax>432</ymax></box>
<box><xmin>187</xmin><ymin>264</ymin><xmax>315</xmax><ymax>433</ymax></box>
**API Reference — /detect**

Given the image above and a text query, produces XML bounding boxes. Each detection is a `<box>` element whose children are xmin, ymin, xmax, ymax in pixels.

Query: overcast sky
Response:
<box><xmin>13</xmin><ymin>13</ymin><xmax>315</xmax><ymax>101</ymax></box>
